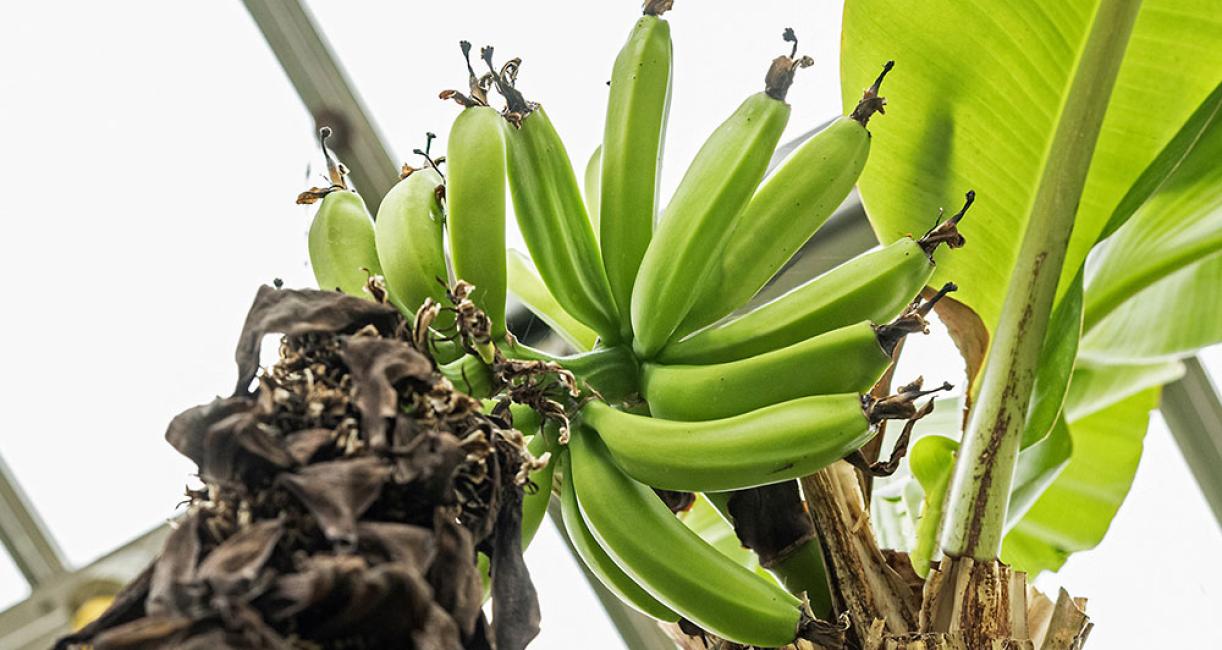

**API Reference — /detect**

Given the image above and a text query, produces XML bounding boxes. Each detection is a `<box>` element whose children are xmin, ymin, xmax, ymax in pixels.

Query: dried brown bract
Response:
<box><xmin>58</xmin><ymin>285</ymin><xmax>541</xmax><ymax>650</ymax></box>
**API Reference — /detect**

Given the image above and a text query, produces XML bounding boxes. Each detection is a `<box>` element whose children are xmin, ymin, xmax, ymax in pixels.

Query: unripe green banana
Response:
<box><xmin>581</xmin><ymin>394</ymin><xmax>875</xmax><ymax>492</ymax></box>
<box><xmin>439</xmin><ymin>353</ymin><xmax>493</xmax><ymax>398</ymax></box>
<box><xmin>568</xmin><ymin>431</ymin><xmax>802</xmax><ymax>646</ymax></box>
<box><xmin>506</xmin><ymin>249</ymin><xmax>598</xmax><ymax>352</ymax></box>
<box><xmin>558</xmin><ymin>451</ymin><xmax>679</xmax><ymax>621</ymax></box>
<box><xmin>447</xmin><ymin>106</ymin><xmax>508</xmax><ymax>338</ymax></box>
<box><xmin>374</xmin><ymin>167</ymin><xmax>452</xmax><ymax>325</ymax></box>
<box><xmin>302</xmin><ymin>128</ymin><xmax>381</xmax><ymax>299</ymax></box>
<box><xmin>521</xmin><ymin>434</ymin><xmax>555</xmax><ymax>547</ymax></box>
<box><xmin>645</xmin><ymin>321</ymin><xmax>889</xmax><ymax>421</ymax></box>
<box><xmin>658</xmin><ymin>190</ymin><xmax>972</xmax><ymax>364</ymax></box>
<box><xmin>676</xmin><ymin>60</ymin><xmax>894</xmax><ymax>337</ymax></box>
<box><xmin>676</xmin><ymin>129</ymin><xmax>866</xmax><ymax>337</ymax></box>
<box><xmin>659</xmin><ymin>237</ymin><xmax>933</xmax><ymax>364</ymax></box>
<box><xmin>583</xmin><ymin>146</ymin><xmax>601</xmax><ymax>234</ymax></box>
<box><xmin>644</xmin><ymin>285</ymin><xmax>953</xmax><ymax>420</ymax></box>
<box><xmin>600</xmin><ymin>7</ymin><xmax>672</xmax><ymax>338</ymax></box>
<box><xmin>503</xmin><ymin>103</ymin><xmax>620</xmax><ymax>340</ymax></box>
<box><xmin>631</xmin><ymin>87</ymin><xmax>795</xmax><ymax>357</ymax></box>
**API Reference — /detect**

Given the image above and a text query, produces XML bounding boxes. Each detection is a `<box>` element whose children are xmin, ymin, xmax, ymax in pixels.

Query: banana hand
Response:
<box><xmin>568</xmin><ymin>431</ymin><xmax>802</xmax><ymax>646</ymax></box>
<box><xmin>558</xmin><ymin>451</ymin><xmax>679</xmax><ymax>621</ymax></box>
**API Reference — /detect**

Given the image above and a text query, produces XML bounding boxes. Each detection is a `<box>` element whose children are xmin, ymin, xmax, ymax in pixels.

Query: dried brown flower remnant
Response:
<box><xmin>59</xmin><ymin>285</ymin><xmax>540</xmax><ymax>650</ymax></box>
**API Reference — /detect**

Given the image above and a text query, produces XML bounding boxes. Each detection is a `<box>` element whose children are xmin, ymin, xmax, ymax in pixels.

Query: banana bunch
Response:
<box><xmin>295</xmin><ymin>3</ymin><xmax>973</xmax><ymax>644</ymax></box>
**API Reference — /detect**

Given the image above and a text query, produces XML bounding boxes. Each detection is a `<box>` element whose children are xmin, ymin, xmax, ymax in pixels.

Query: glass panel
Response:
<box><xmin>0</xmin><ymin>1</ymin><xmax>314</xmax><ymax>566</ymax></box>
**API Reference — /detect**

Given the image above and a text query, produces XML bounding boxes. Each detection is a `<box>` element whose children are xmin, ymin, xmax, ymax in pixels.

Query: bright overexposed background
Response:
<box><xmin>0</xmin><ymin>2</ymin><xmax>1217</xmax><ymax>648</ymax></box>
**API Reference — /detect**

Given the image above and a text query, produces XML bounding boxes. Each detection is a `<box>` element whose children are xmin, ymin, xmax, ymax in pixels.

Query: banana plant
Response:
<box><xmin>291</xmin><ymin>0</ymin><xmax>1220</xmax><ymax>647</ymax></box>
<box><xmin>841</xmin><ymin>0</ymin><xmax>1221</xmax><ymax>582</ymax></box>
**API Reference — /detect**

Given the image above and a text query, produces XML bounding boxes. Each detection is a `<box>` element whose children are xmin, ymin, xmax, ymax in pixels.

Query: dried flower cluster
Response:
<box><xmin>57</xmin><ymin>286</ymin><xmax>541</xmax><ymax>650</ymax></box>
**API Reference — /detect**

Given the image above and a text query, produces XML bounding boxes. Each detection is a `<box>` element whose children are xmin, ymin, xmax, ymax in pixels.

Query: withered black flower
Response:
<box><xmin>60</xmin><ymin>285</ymin><xmax>540</xmax><ymax>650</ymax></box>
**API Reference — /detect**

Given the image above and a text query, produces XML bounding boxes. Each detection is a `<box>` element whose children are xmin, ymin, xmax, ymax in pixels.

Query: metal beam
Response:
<box><xmin>1161</xmin><ymin>357</ymin><xmax>1222</xmax><ymax>527</ymax></box>
<box><xmin>0</xmin><ymin>526</ymin><xmax>167</xmax><ymax>650</ymax></box>
<box><xmin>0</xmin><ymin>453</ymin><xmax>66</xmax><ymax>588</ymax></box>
<box><xmin>241</xmin><ymin>0</ymin><xmax>400</xmax><ymax>209</ymax></box>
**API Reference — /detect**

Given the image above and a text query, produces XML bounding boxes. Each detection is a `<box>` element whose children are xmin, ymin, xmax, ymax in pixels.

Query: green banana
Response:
<box><xmin>439</xmin><ymin>353</ymin><xmax>493</xmax><ymax>398</ymax></box>
<box><xmin>374</xmin><ymin>166</ymin><xmax>452</xmax><ymax>325</ymax></box>
<box><xmin>646</xmin><ymin>321</ymin><xmax>889</xmax><ymax>421</ymax></box>
<box><xmin>582</xmin><ymin>394</ymin><xmax>877</xmax><ymax>492</ymax></box>
<box><xmin>675</xmin><ymin>62</ymin><xmax>895</xmax><ymax>336</ymax></box>
<box><xmin>643</xmin><ymin>284</ymin><xmax>954</xmax><ymax>420</ymax></box>
<box><xmin>600</xmin><ymin>6</ymin><xmax>672</xmax><ymax>338</ymax></box>
<box><xmin>568</xmin><ymin>431</ymin><xmax>802</xmax><ymax>646</ymax></box>
<box><xmin>447</xmin><ymin>104</ymin><xmax>508</xmax><ymax>338</ymax></box>
<box><xmin>558</xmin><ymin>451</ymin><xmax>678</xmax><ymax>621</ymax></box>
<box><xmin>909</xmin><ymin>435</ymin><xmax>958</xmax><ymax>577</ymax></box>
<box><xmin>506</xmin><ymin>249</ymin><xmax>598</xmax><ymax>351</ymax></box>
<box><xmin>485</xmin><ymin>47</ymin><xmax>620</xmax><ymax>342</ymax></box>
<box><xmin>631</xmin><ymin>42</ymin><xmax>810</xmax><ymax>358</ymax></box>
<box><xmin>583</xmin><ymin>146</ymin><xmax>601</xmax><ymax>234</ymax></box>
<box><xmin>658</xmin><ymin>237</ymin><xmax>933</xmax><ymax>364</ymax></box>
<box><xmin>303</xmin><ymin>127</ymin><xmax>381</xmax><ymax>299</ymax></box>
<box><xmin>521</xmin><ymin>434</ymin><xmax>555</xmax><ymax>547</ymax></box>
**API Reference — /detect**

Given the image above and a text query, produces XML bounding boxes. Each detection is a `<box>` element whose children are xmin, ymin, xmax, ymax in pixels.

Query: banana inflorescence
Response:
<box><xmin>295</xmin><ymin>4</ymin><xmax>974</xmax><ymax>644</ymax></box>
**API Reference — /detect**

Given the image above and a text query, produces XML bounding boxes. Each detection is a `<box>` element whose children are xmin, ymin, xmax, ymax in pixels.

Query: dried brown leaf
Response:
<box><xmin>727</xmin><ymin>481</ymin><xmax>817</xmax><ymax>567</ymax></box>
<box><xmin>339</xmin><ymin>336</ymin><xmax>432</xmax><ymax>450</ymax></box>
<box><xmin>489</xmin><ymin>485</ymin><xmax>541</xmax><ymax>650</ymax></box>
<box><xmin>276</xmin><ymin>457</ymin><xmax>392</xmax><ymax>547</ymax></box>
<box><xmin>234</xmin><ymin>285</ymin><xmax>399</xmax><ymax>396</ymax></box>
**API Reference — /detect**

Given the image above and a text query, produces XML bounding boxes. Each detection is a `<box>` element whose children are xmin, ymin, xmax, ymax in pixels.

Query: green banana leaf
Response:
<box><xmin>1001</xmin><ymin>386</ymin><xmax>1161</xmax><ymax>575</ymax></box>
<box><xmin>1081</xmin><ymin>252</ymin><xmax>1222</xmax><ymax>363</ymax></box>
<box><xmin>1082</xmin><ymin>109</ymin><xmax>1222</xmax><ymax>332</ymax></box>
<box><xmin>1064</xmin><ymin>358</ymin><xmax>1186</xmax><ymax>420</ymax></box>
<box><xmin>843</xmin><ymin>0</ymin><xmax>1222</xmax><ymax>572</ymax></box>
<box><xmin>841</xmin><ymin>0</ymin><xmax>1222</xmax><ymax>334</ymax></box>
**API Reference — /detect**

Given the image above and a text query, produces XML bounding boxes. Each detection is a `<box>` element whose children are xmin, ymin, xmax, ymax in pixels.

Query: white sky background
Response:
<box><xmin>0</xmin><ymin>1</ymin><xmax>1218</xmax><ymax>648</ymax></box>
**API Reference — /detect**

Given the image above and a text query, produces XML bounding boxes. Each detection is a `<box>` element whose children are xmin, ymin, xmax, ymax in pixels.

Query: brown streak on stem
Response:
<box><xmin>959</xmin><ymin>252</ymin><xmax>1046</xmax><ymax>558</ymax></box>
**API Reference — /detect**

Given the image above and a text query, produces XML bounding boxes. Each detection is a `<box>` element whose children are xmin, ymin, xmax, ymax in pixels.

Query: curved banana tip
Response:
<box><xmin>876</xmin><ymin>281</ymin><xmax>960</xmax><ymax>354</ymax></box>
<box><xmin>865</xmin><ymin>376</ymin><xmax>954</xmax><ymax>423</ymax></box>
<box><xmin>849</xmin><ymin>60</ymin><xmax>895</xmax><ymax>127</ymax></box>
<box><xmin>919</xmin><ymin>189</ymin><xmax>974</xmax><ymax>255</ymax></box>
<box><xmin>643</xmin><ymin>0</ymin><xmax>673</xmax><ymax>16</ymax></box>
<box><xmin>764</xmin><ymin>28</ymin><xmax>814</xmax><ymax>101</ymax></box>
